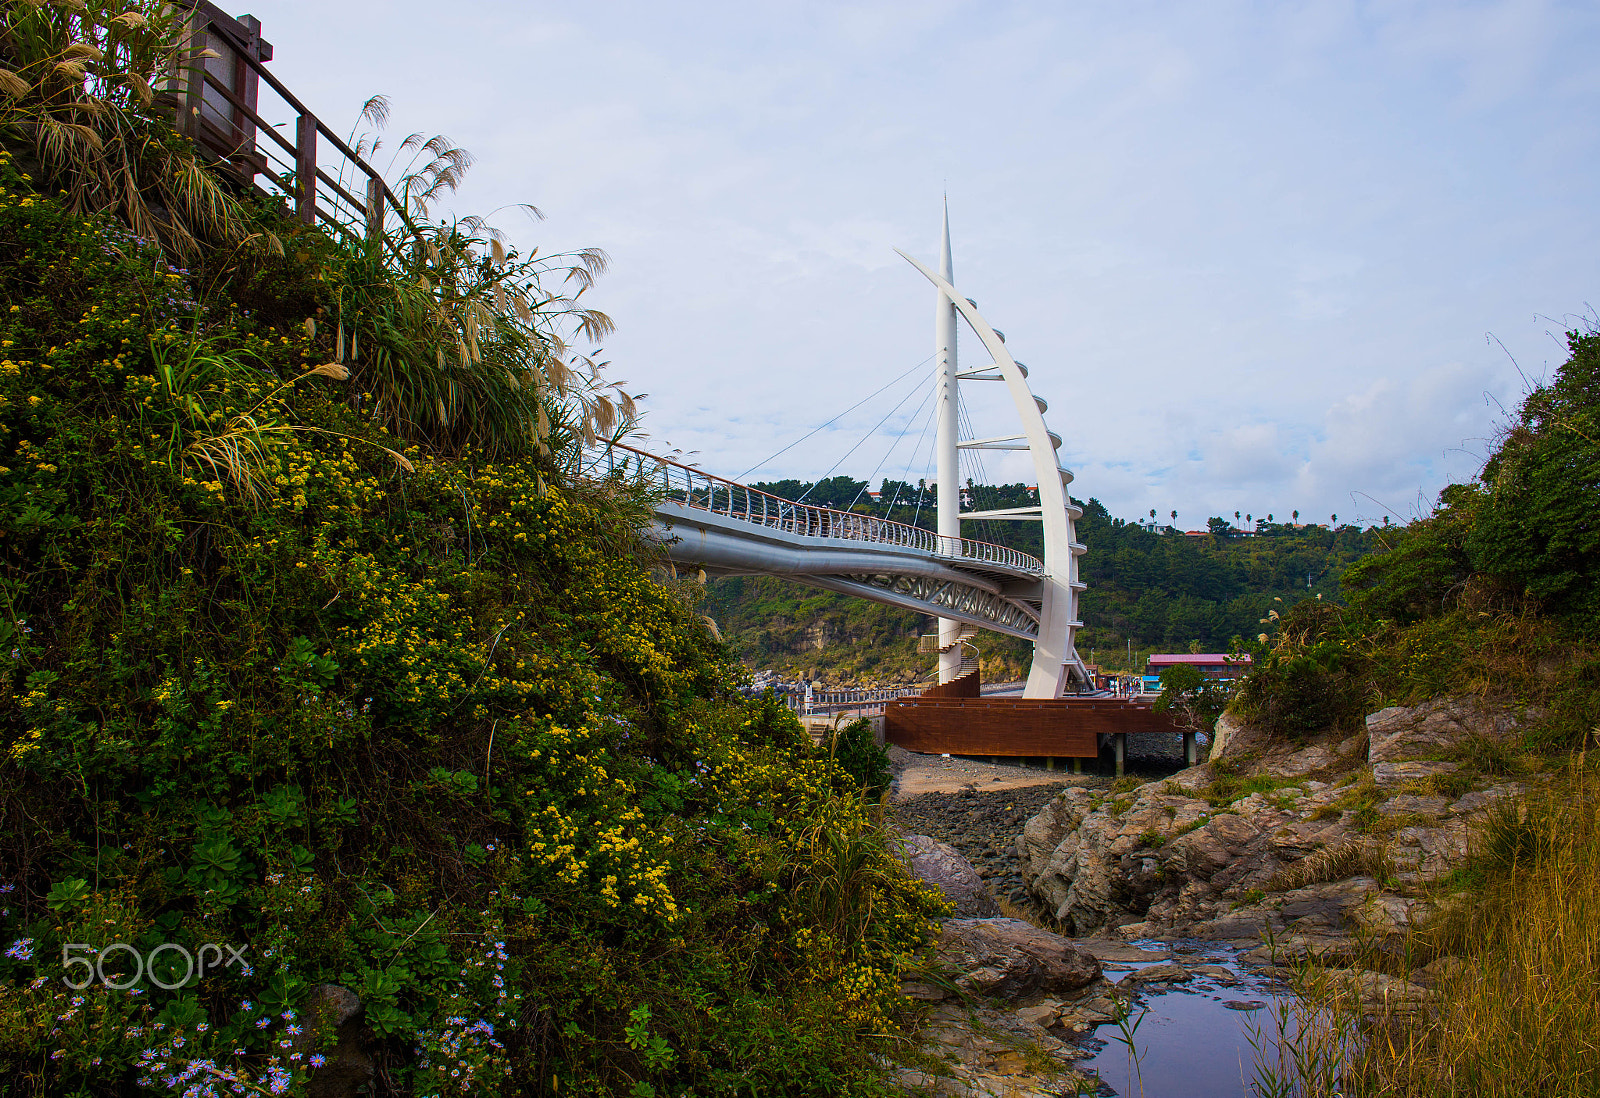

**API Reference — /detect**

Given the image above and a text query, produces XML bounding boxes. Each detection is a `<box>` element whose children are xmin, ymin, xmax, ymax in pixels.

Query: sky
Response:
<box><xmin>243</xmin><ymin>0</ymin><xmax>1599</xmax><ymax>529</ymax></box>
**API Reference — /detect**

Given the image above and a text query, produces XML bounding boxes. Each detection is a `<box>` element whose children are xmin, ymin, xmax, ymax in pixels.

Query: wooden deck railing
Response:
<box><xmin>170</xmin><ymin>1</ymin><xmax>419</xmax><ymax>243</ymax></box>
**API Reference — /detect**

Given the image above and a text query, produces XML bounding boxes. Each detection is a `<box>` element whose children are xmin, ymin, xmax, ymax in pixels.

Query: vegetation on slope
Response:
<box><xmin>0</xmin><ymin>8</ymin><xmax>944</xmax><ymax>1095</ymax></box>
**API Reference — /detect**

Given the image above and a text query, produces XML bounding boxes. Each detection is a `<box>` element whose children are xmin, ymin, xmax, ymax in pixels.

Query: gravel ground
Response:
<box><xmin>890</xmin><ymin>782</ymin><xmax>1083</xmax><ymax>910</ymax></box>
<box><xmin>885</xmin><ymin>743</ymin><xmax>1191</xmax><ymax>913</ymax></box>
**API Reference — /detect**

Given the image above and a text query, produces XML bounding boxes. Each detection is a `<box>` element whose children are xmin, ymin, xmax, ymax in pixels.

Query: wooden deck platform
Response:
<box><xmin>884</xmin><ymin>696</ymin><xmax>1198</xmax><ymax>774</ymax></box>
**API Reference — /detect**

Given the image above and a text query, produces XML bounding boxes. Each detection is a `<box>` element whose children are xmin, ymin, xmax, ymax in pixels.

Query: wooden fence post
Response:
<box><xmin>295</xmin><ymin>113</ymin><xmax>316</xmax><ymax>224</ymax></box>
<box><xmin>365</xmin><ymin>175</ymin><xmax>384</xmax><ymax>242</ymax></box>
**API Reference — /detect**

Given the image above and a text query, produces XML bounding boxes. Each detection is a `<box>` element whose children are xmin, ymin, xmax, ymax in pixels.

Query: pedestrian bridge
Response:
<box><xmin>595</xmin><ymin>443</ymin><xmax>1083</xmax><ymax>644</ymax></box>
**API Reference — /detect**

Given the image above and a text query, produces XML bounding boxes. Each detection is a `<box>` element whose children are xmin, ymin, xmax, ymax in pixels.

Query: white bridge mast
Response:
<box><xmin>934</xmin><ymin>203</ymin><xmax>963</xmax><ymax>684</ymax></box>
<box><xmin>911</xmin><ymin>209</ymin><xmax>1088</xmax><ymax>698</ymax></box>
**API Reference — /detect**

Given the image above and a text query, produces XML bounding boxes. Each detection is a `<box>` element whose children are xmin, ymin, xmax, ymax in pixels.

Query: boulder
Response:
<box><xmin>295</xmin><ymin>984</ymin><xmax>373</xmax><ymax>1098</ymax></box>
<box><xmin>1208</xmin><ymin>710</ymin><xmax>1265</xmax><ymax>762</ymax></box>
<box><xmin>1367</xmin><ymin>697</ymin><xmax>1524</xmax><ymax>764</ymax></box>
<box><xmin>934</xmin><ymin>918</ymin><xmax>1101</xmax><ymax>999</ymax></box>
<box><xmin>893</xmin><ymin>834</ymin><xmax>1000</xmax><ymax>917</ymax></box>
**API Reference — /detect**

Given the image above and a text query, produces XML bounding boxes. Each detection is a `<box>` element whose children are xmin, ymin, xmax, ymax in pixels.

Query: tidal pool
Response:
<box><xmin>1079</xmin><ymin>941</ymin><xmax>1288</xmax><ymax>1098</ymax></box>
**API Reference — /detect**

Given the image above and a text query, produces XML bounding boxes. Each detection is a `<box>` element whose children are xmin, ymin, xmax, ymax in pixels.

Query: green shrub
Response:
<box><xmin>830</xmin><ymin>718</ymin><xmax>891</xmax><ymax>801</ymax></box>
<box><xmin>1233</xmin><ymin>598</ymin><xmax>1370</xmax><ymax>740</ymax></box>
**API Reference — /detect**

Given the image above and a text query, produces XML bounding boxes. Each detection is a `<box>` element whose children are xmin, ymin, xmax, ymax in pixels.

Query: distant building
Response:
<box><xmin>1145</xmin><ymin>653</ymin><xmax>1253</xmax><ymax>682</ymax></box>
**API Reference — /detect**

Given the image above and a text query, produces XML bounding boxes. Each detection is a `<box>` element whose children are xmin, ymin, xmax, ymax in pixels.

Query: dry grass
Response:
<box><xmin>1265</xmin><ymin>838</ymin><xmax>1393</xmax><ymax>892</ymax></box>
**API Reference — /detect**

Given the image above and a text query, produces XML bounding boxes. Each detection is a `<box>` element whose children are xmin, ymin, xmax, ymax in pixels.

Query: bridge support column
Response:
<box><xmin>1073</xmin><ymin>757</ymin><xmax>1082</xmax><ymax>775</ymax></box>
<box><xmin>1113</xmin><ymin>733</ymin><xmax>1126</xmax><ymax>778</ymax></box>
<box><xmin>1183</xmin><ymin>730</ymin><xmax>1198</xmax><ymax>768</ymax></box>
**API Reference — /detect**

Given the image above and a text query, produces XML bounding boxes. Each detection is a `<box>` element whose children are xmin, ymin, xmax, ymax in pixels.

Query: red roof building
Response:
<box><xmin>1146</xmin><ymin>653</ymin><xmax>1253</xmax><ymax>680</ymax></box>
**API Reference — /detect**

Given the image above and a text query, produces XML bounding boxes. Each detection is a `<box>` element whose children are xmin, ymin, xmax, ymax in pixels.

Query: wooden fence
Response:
<box><xmin>169</xmin><ymin>0</ymin><xmax>415</xmax><ymax>242</ymax></box>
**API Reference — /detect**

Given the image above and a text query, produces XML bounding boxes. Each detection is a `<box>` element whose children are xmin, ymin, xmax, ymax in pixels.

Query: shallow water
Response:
<box><xmin>1080</xmin><ymin>941</ymin><xmax>1286</xmax><ymax>1098</ymax></box>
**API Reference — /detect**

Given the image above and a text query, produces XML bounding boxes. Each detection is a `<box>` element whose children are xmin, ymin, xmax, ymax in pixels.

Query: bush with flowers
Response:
<box><xmin>0</xmin><ymin>130</ymin><xmax>945</xmax><ymax>1097</ymax></box>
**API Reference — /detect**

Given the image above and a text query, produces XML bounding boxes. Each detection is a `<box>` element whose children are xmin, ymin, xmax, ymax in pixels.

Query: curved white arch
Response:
<box><xmin>895</xmin><ymin>248</ymin><xmax>1088</xmax><ymax>698</ymax></box>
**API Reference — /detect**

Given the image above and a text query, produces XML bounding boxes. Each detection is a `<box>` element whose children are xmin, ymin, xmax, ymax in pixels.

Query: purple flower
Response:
<box><xmin>309</xmin><ymin>1054</ymin><xmax>326</xmax><ymax>1068</ymax></box>
<box><xmin>5</xmin><ymin>938</ymin><xmax>35</xmax><ymax>961</ymax></box>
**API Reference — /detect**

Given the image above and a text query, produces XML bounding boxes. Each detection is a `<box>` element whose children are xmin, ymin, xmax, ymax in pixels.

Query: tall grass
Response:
<box><xmin>1254</xmin><ymin>759</ymin><xmax>1600</xmax><ymax>1097</ymax></box>
<box><xmin>323</xmin><ymin>100</ymin><xmax>641</xmax><ymax>464</ymax></box>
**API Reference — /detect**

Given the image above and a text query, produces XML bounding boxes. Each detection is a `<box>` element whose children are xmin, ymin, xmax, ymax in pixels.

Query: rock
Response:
<box><xmin>1014</xmin><ymin>1000</ymin><xmax>1061</xmax><ymax>1027</ymax></box>
<box><xmin>1277</xmin><ymin>877</ymin><xmax>1378</xmax><ymax>929</ymax></box>
<box><xmin>1381</xmin><ymin>793</ymin><xmax>1450</xmax><ymax>817</ymax></box>
<box><xmin>1351</xmin><ymin>893</ymin><xmax>1435</xmax><ymax>936</ymax></box>
<box><xmin>1373</xmin><ymin>760</ymin><xmax>1459</xmax><ymax>789</ymax></box>
<box><xmin>898</xmin><ymin>999</ymin><xmax>1094</xmax><ymax>1096</ymax></box>
<box><xmin>1325</xmin><ymin>968</ymin><xmax>1434</xmax><ymax>1013</ymax></box>
<box><xmin>295</xmin><ymin>985</ymin><xmax>372</xmax><ymax>1098</ymax></box>
<box><xmin>1447</xmin><ymin>784</ymin><xmax>1526</xmax><ymax>817</ymax></box>
<box><xmin>1068</xmin><ymin>940</ymin><xmax>1172</xmax><ymax>965</ymax></box>
<box><xmin>1386</xmin><ymin>822</ymin><xmax>1472</xmax><ymax>885</ymax></box>
<box><xmin>893</xmin><ymin>834</ymin><xmax>1001</xmax><ymax>917</ymax></box>
<box><xmin>1225</xmin><ymin>999</ymin><xmax>1267</xmax><ymax>1011</ymax></box>
<box><xmin>1239</xmin><ymin>933</ymin><xmax>1362</xmax><ymax>968</ymax></box>
<box><xmin>1208</xmin><ymin>710</ymin><xmax>1261</xmax><ymax>762</ymax></box>
<box><xmin>1012</xmin><ymin>699</ymin><xmax>1533</xmax><ymax>940</ymax></box>
<box><xmin>1257</xmin><ymin>745</ymin><xmax>1338</xmax><ymax>779</ymax></box>
<box><xmin>1411</xmin><ymin>955</ymin><xmax>1470</xmax><ymax>988</ymax></box>
<box><xmin>1121</xmin><ymin>962</ymin><xmax>1191</xmax><ymax>984</ymax></box>
<box><xmin>934</xmin><ymin>918</ymin><xmax>1102</xmax><ymax>999</ymax></box>
<box><xmin>1366</xmin><ymin>697</ymin><xmax>1525</xmax><ymax>765</ymax></box>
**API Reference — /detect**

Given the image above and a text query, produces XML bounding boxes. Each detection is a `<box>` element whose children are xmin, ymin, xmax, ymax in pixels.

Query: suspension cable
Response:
<box><xmin>796</xmin><ymin>363</ymin><xmax>931</xmax><ymax>505</ymax></box>
<box><xmin>733</xmin><ymin>353</ymin><xmax>935</xmax><ymax>482</ymax></box>
<box><xmin>883</xmin><ymin>395</ymin><xmax>939</xmax><ymax>520</ymax></box>
<box><xmin>847</xmin><ymin>376</ymin><xmax>937</xmax><ymax>511</ymax></box>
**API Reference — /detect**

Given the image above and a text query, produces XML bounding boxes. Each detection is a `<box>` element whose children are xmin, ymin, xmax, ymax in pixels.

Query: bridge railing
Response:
<box><xmin>595</xmin><ymin>443</ymin><xmax>1045</xmax><ymax>577</ymax></box>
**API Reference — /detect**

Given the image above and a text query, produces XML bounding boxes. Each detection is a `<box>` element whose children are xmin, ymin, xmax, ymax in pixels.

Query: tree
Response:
<box><xmin>1170</xmin><ymin>510</ymin><xmax>1178</xmax><ymax>524</ymax></box>
<box><xmin>1469</xmin><ymin>328</ymin><xmax>1600</xmax><ymax>621</ymax></box>
<box><xmin>1293</xmin><ymin>509</ymin><xmax>1300</xmax><ymax>523</ymax></box>
<box><xmin>1235</xmin><ymin>511</ymin><xmax>1241</xmax><ymax>525</ymax></box>
<box><xmin>1154</xmin><ymin>662</ymin><xmax>1228</xmax><ymax>735</ymax></box>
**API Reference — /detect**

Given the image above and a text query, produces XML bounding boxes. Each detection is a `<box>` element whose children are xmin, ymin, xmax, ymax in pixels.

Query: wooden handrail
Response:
<box><xmin>175</xmin><ymin>2</ymin><xmax>427</xmax><ymax>247</ymax></box>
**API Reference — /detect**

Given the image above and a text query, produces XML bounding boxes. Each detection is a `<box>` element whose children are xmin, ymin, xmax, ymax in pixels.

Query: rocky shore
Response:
<box><xmin>883</xmin><ymin>695</ymin><xmax>1543</xmax><ymax>1096</ymax></box>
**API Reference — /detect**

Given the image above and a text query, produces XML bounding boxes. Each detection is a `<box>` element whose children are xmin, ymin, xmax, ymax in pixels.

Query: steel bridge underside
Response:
<box><xmin>650</xmin><ymin>503</ymin><xmax>1045</xmax><ymax>641</ymax></box>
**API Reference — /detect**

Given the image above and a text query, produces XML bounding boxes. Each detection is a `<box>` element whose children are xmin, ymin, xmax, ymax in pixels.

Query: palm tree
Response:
<box><xmin>1292</xmin><ymin>509</ymin><xmax>1299</xmax><ymax>523</ymax></box>
<box><xmin>1235</xmin><ymin>510</ymin><xmax>1241</xmax><ymax>526</ymax></box>
<box><xmin>1170</xmin><ymin>510</ymin><xmax>1177</xmax><ymax>525</ymax></box>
